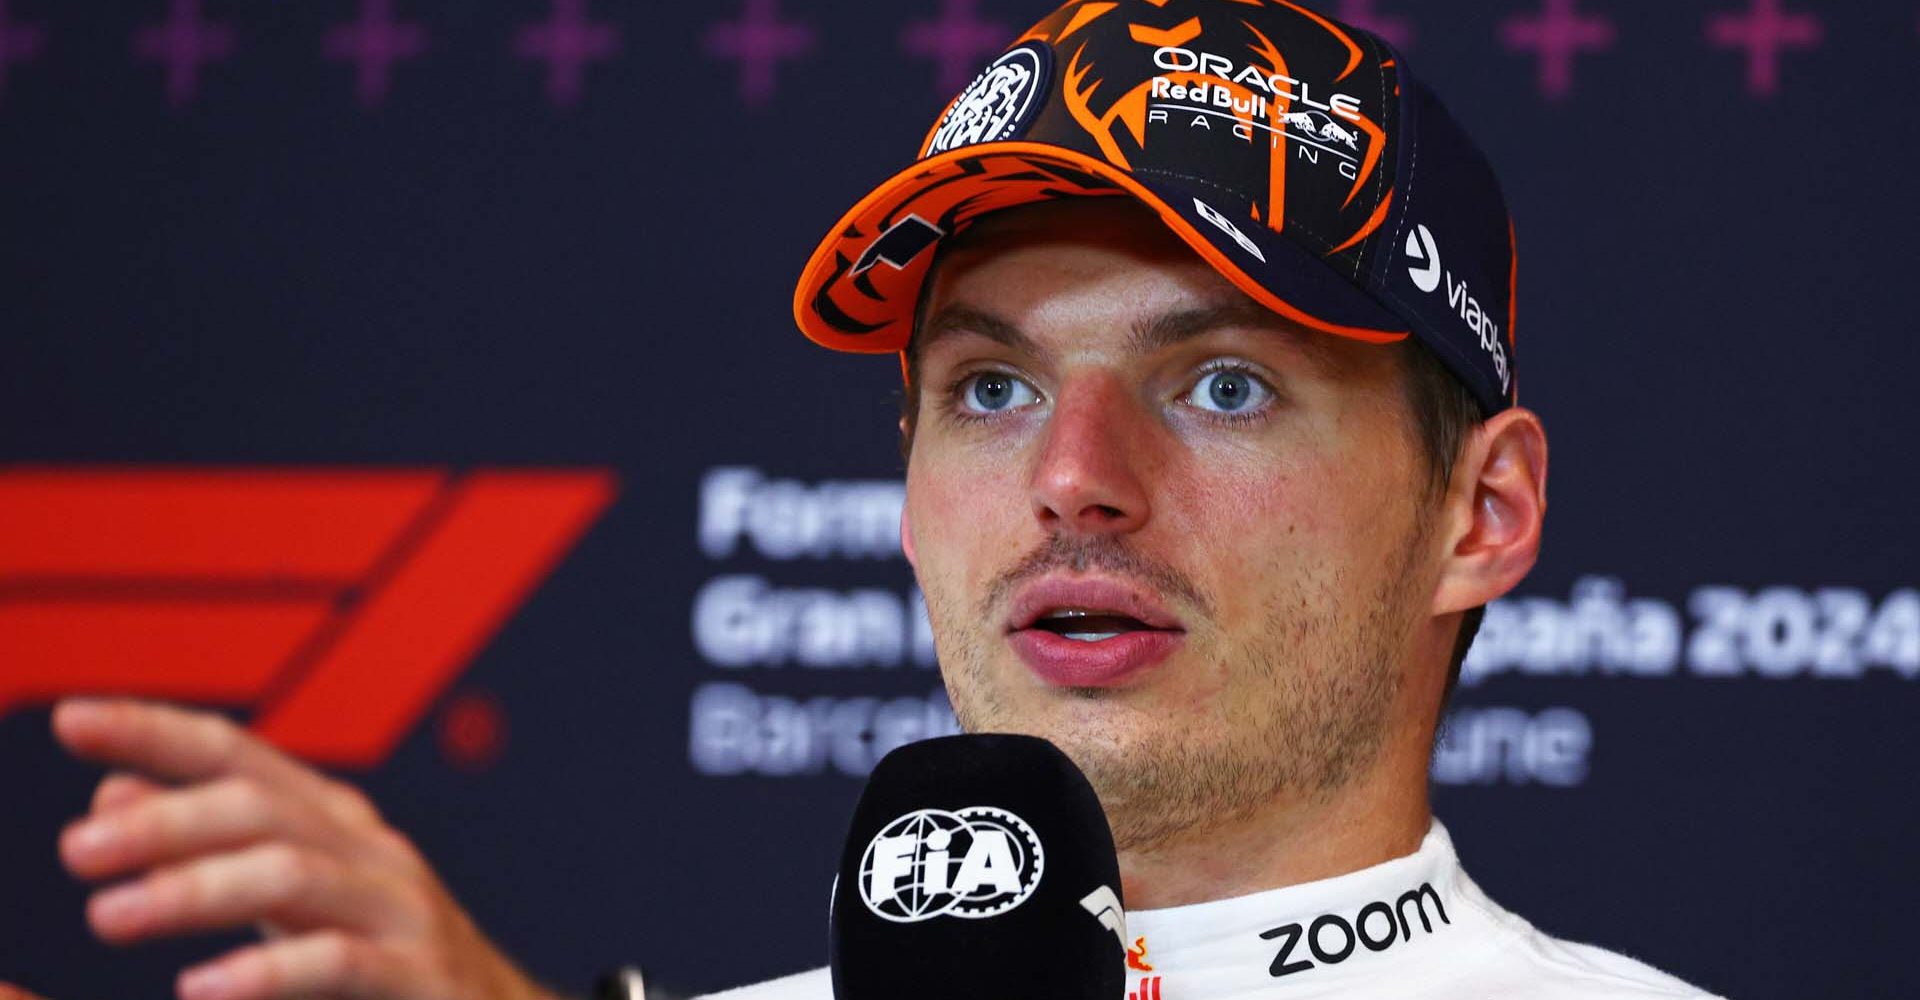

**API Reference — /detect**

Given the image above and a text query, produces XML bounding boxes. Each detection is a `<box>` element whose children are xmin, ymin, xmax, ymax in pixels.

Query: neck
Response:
<box><xmin>1115</xmin><ymin>746</ymin><xmax>1434</xmax><ymax>910</ymax></box>
<box><xmin>1115</xmin><ymin>619</ymin><xmax>1458</xmax><ymax>909</ymax></box>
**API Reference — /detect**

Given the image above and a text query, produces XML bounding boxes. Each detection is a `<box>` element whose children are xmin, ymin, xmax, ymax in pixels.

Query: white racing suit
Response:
<box><xmin>699</xmin><ymin>823</ymin><xmax>1722</xmax><ymax>999</ymax></box>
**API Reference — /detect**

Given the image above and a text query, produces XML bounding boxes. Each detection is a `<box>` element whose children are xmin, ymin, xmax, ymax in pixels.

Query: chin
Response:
<box><xmin>948</xmin><ymin>660</ymin><xmax>1276</xmax><ymax>846</ymax></box>
<box><xmin>956</xmin><ymin>679</ymin><xmax>1181</xmax><ymax>776</ymax></box>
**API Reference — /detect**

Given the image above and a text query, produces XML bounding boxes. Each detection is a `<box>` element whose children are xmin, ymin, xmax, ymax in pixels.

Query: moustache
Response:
<box><xmin>978</xmin><ymin>534</ymin><xmax>1215</xmax><ymax>623</ymax></box>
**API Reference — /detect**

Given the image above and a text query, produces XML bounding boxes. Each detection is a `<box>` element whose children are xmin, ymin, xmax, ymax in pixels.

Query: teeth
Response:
<box><xmin>1064</xmin><ymin>632</ymin><xmax>1122</xmax><ymax>642</ymax></box>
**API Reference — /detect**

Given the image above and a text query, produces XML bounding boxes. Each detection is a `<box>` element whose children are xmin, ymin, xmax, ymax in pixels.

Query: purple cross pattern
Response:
<box><xmin>133</xmin><ymin>0</ymin><xmax>236</xmax><ymax>108</ymax></box>
<box><xmin>515</xmin><ymin>0</ymin><xmax>621</xmax><ymax>108</ymax></box>
<box><xmin>2</xmin><ymin>3</ymin><xmax>1901</xmax><ymax>113</ymax></box>
<box><xmin>0</xmin><ymin>0</ymin><xmax>45</xmax><ymax>98</ymax></box>
<box><xmin>1500</xmin><ymin>0</ymin><xmax>1617</xmax><ymax>101</ymax></box>
<box><xmin>901</xmin><ymin>0</ymin><xmax>1009</xmax><ymax>95</ymax></box>
<box><xmin>1706</xmin><ymin>0</ymin><xmax>1823</xmax><ymax>98</ymax></box>
<box><xmin>705</xmin><ymin>0</ymin><xmax>814</xmax><ymax>108</ymax></box>
<box><xmin>324</xmin><ymin>0</ymin><xmax>428</xmax><ymax>107</ymax></box>
<box><xmin>1336</xmin><ymin>0</ymin><xmax>1415</xmax><ymax>52</ymax></box>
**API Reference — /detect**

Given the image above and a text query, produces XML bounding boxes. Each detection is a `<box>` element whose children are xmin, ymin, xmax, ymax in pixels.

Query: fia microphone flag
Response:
<box><xmin>830</xmin><ymin>734</ymin><xmax>1128</xmax><ymax>999</ymax></box>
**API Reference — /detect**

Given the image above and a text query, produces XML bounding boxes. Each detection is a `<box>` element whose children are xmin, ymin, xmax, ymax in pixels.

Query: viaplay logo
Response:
<box><xmin>1403</xmin><ymin>223</ymin><xmax>1510</xmax><ymax>392</ymax></box>
<box><xmin>0</xmin><ymin>466</ymin><xmax>616</xmax><ymax>768</ymax></box>
<box><xmin>1405</xmin><ymin>224</ymin><xmax>1443</xmax><ymax>294</ymax></box>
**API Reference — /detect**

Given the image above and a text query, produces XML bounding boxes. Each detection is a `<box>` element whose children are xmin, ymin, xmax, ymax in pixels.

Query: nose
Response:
<box><xmin>1029</xmin><ymin>374</ymin><xmax>1153</xmax><ymax>536</ymax></box>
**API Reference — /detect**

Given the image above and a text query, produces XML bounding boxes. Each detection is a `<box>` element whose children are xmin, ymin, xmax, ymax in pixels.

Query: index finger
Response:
<box><xmin>53</xmin><ymin>698</ymin><xmax>325</xmax><ymax>793</ymax></box>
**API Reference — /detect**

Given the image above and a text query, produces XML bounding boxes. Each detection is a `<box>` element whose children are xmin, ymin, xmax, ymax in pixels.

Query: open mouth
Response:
<box><xmin>1028</xmin><ymin>609</ymin><xmax>1163</xmax><ymax>643</ymax></box>
<box><xmin>1004</xmin><ymin>577</ymin><xmax>1188</xmax><ymax>686</ymax></box>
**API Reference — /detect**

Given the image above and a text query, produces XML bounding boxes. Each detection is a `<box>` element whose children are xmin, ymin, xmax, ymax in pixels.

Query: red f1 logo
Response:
<box><xmin>0</xmin><ymin>466</ymin><xmax>616</xmax><ymax>767</ymax></box>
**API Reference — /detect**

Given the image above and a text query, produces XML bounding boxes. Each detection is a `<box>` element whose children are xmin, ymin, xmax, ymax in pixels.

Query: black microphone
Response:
<box><xmin>830</xmin><ymin>734</ymin><xmax>1129</xmax><ymax>999</ymax></box>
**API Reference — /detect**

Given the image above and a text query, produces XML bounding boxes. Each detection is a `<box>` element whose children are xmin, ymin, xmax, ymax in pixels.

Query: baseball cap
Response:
<box><xmin>793</xmin><ymin>0</ymin><xmax>1518</xmax><ymax>414</ymax></box>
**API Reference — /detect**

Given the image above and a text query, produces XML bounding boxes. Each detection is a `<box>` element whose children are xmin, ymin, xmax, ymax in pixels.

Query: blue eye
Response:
<box><xmin>959</xmin><ymin>372</ymin><xmax>1040</xmax><ymax>414</ymax></box>
<box><xmin>1186</xmin><ymin>366</ymin><xmax>1273</xmax><ymax>414</ymax></box>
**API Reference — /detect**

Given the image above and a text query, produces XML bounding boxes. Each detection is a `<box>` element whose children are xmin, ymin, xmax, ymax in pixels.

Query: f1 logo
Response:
<box><xmin>1080</xmin><ymin>885</ymin><xmax>1128</xmax><ymax>951</ymax></box>
<box><xmin>1193</xmin><ymin>198</ymin><xmax>1267</xmax><ymax>263</ymax></box>
<box><xmin>0</xmin><ymin>466</ymin><xmax>616</xmax><ymax>767</ymax></box>
<box><xmin>852</xmin><ymin>214</ymin><xmax>944</xmax><ymax>275</ymax></box>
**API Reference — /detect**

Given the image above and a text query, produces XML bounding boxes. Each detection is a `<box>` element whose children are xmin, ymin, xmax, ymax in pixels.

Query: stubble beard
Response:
<box><xmin>928</xmin><ymin>522</ymin><xmax>1427</xmax><ymax>854</ymax></box>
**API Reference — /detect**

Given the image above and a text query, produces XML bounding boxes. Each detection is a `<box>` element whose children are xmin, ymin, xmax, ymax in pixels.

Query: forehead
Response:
<box><xmin>915</xmin><ymin>199</ymin><xmax>1353</xmax><ymax>370</ymax></box>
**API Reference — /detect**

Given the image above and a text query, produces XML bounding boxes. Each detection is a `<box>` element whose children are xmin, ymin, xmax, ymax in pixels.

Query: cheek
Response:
<box><xmin>1164</xmin><ymin>438</ymin><xmax>1315</xmax><ymax>554</ymax></box>
<box><xmin>905</xmin><ymin>449</ymin><xmax>1032</xmax><ymax>598</ymax></box>
<box><xmin>1160</xmin><ymin>436</ymin><xmax>1388</xmax><ymax>622</ymax></box>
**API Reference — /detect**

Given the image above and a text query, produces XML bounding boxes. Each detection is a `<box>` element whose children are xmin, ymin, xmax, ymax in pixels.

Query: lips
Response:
<box><xmin>1005</xmin><ymin>578</ymin><xmax>1186</xmax><ymax>688</ymax></box>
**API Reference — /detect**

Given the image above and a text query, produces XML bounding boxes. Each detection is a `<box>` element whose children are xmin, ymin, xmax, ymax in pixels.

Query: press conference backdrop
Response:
<box><xmin>1</xmin><ymin>0</ymin><xmax>1914</xmax><ymax>996</ymax></box>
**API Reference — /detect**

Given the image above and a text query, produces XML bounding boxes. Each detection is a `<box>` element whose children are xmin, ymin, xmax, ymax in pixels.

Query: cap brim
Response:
<box><xmin>794</xmin><ymin>140</ymin><xmax>1408</xmax><ymax>355</ymax></box>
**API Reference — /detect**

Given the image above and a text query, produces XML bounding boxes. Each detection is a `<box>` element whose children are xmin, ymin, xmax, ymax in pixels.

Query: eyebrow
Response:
<box><xmin>1130</xmin><ymin>300</ymin><xmax>1318</xmax><ymax>357</ymax></box>
<box><xmin>919</xmin><ymin>297</ymin><xmax>1341</xmax><ymax>372</ymax></box>
<box><xmin>919</xmin><ymin>304</ymin><xmax>1039</xmax><ymax>356</ymax></box>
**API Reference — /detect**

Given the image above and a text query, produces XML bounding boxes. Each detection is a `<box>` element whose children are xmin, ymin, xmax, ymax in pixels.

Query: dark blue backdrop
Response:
<box><xmin>2</xmin><ymin>1</ymin><xmax>1916</xmax><ymax>997</ymax></box>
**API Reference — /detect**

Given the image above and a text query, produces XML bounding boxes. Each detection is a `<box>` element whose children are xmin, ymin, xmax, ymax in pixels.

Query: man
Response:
<box><xmin>13</xmin><ymin>2</ymin><xmax>1717</xmax><ymax>999</ymax></box>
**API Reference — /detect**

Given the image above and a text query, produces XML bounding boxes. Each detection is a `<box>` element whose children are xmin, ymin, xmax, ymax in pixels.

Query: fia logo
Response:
<box><xmin>1193</xmin><ymin>198</ymin><xmax>1267</xmax><ymax>263</ymax></box>
<box><xmin>859</xmin><ymin>806</ymin><xmax>1044</xmax><ymax>922</ymax></box>
<box><xmin>1128</xmin><ymin>976</ymin><xmax>1165</xmax><ymax>1000</ymax></box>
<box><xmin>923</xmin><ymin>42</ymin><xmax>1051</xmax><ymax>157</ymax></box>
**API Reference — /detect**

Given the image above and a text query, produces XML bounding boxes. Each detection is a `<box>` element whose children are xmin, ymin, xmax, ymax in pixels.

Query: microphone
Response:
<box><xmin>829</xmin><ymin>734</ymin><xmax>1129</xmax><ymax>999</ymax></box>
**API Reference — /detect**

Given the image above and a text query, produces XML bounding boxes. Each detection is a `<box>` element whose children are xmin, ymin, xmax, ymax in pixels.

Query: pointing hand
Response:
<box><xmin>52</xmin><ymin>697</ymin><xmax>559</xmax><ymax>1000</ymax></box>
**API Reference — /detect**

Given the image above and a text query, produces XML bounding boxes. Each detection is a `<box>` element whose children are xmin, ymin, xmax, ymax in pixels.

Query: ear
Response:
<box><xmin>1432</xmin><ymin>406</ymin><xmax>1548</xmax><ymax>616</ymax></box>
<box><xmin>899</xmin><ymin>427</ymin><xmax>920</xmax><ymax>569</ymax></box>
<box><xmin>900</xmin><ymin>500</ymin><xmax>919</xmax><ymax>569</ymax></box>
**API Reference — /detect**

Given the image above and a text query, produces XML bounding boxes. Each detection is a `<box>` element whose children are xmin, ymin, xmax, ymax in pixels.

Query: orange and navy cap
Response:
<box><xmin>793</xmin><ymin>0</ymin><xmax>1518</xmax><ymax>414</ymax></box>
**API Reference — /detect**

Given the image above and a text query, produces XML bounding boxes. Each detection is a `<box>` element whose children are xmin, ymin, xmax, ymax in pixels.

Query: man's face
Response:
<box><xmin>903</xmin><ymin>199</ymin><xmax>1442</xmax><ymax>851</ymax></box>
